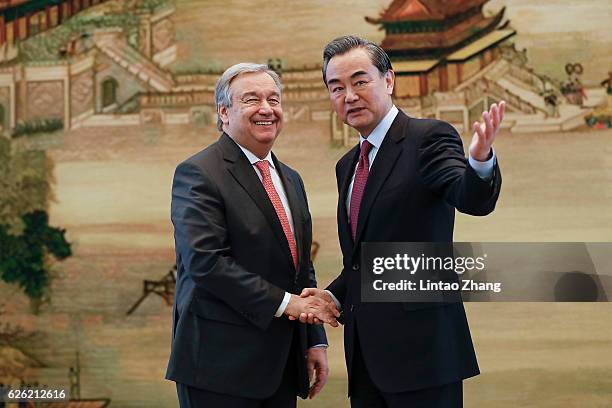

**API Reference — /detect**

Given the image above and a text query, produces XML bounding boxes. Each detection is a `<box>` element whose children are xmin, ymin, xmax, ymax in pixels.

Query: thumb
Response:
<box><xmin>307</xmin><ymin>359</ymin><xmax>314</xmax><ymax>382</ymax></box>
<box><xmin>470</xmin><ymin>122</ymin><xmax>483</xmax><ymax>153</ymax></box>
<box><xmin>300</xmin><ymin>288</ymin><xmax>313</xmax><ymax>298</ymax></box>
<box><xmin>472</xmin><ymin>122</ymin><xmax>484</xmax><ymax>143</ymax></box>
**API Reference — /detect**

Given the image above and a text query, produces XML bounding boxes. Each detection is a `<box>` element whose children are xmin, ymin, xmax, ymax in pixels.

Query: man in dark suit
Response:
<box><xmin>166</xmin><ymin>62</ymin><xmax>339</xmax><ymax>407</ymax></box>
<box><xmin>301</xmin><ymin>36</ymin><xmax>504</xmax><ymax>407</ymax></box>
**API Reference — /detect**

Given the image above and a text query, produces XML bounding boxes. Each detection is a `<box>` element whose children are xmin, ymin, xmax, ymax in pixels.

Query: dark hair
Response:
<box><xmin>322</xmin><ymin>35</ymin><xmax>393</xmax><ymax>86</ymax></box>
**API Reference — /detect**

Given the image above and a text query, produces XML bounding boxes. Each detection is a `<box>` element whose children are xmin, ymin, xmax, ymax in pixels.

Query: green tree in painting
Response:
<box><xmin>0</xmin><ymin>136</ymin><xmax>71</xmax><ymax>312</ymax></box>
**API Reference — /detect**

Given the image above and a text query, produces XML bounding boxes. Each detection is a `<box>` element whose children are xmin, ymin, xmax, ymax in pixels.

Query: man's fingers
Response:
<box><xmin>480</xmin><ymin>111</ymin><xmax>488</xmax><ymax>137</ymax></box>
<box><xmin>317</xmin><ymin>366</ymin><xmax>329</xmax><ymax>395</ymax></box>
<box><xmin>473</xmin><ymin>122</ymin><xmax>484</xmax><ymax>140</ymax></box>
<box><xmin>309</xmin><ymin>367</ymin><xmax>329</xmax><ymax>399</ymax></box>
<box><xmin>302</xmin><ymin>297</ymin><xmax>341</xmax><ymax>325</ymax></box>
<box><xmin>309</xmin><ymin>379</ymin><xmax>321</xmax><ymax>399</ymax></box>
<box><xmin>302</xmin><ymin>313</ymin><xmax>319</xmax><ymax>325</ymax></box>
<box><xmin>307</xmin><ymin>348</ymin><xmax>328</xmax><ymax>399</ymax></box>
<box><xmin>323</xmin><ymin>304</ymin><xmax>340</xmax><ymax>320</ymax></box>
<box><xmin>314</xmin><ymin>313</ymin><xmax>334</xmax><ymax>326</ymax></box>
<box><xmin>499</xmin><ymin>101</ymin><xmax>506</xmax><ymax>123</ymax></box>
<box><xmin>327</xmin><ymin>318</ymin><xmax>339</xmax><ymax>327</ymax></box>
<box><xmin>294</xmin><ymin>311</ymin><xmax>324</xmax><ymax>325</ymax></box>
<box><xmin>482</xmin><ymin>111</ymin><xmax>493</xmax><ymax>139</ymax></box>
<box><xmin>490</xmin><ymin>103</ymin><xmax>499</xmax><ymax>130</ymax></box>
<box><xmin>319</xmin><ymin>310</ymin><xmax>339</xmax><ymax>326</ymax></box>
<box><xmin>307</xmin><ymin>361</ymin><xmax>314</xmax><ymax>383</ymax></box>
<box><xmin>323</xmin><ymin>307</ymin><xmax>339</xmax><ymax>326</ymax></box>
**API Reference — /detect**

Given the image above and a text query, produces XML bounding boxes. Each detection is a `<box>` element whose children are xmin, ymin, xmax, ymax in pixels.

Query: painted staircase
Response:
<box><xmin>93</xmin><ymin>31</ymin><xmax>175</xmax><ymax>92</ymax></box>
<box><xmin>463</xmin><ymin>59</ymin><xmax>592</xmax><ymax>133</ymax></box>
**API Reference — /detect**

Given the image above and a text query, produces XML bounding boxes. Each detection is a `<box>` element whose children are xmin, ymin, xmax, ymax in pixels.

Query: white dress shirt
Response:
<box><xmin>235</xmin><ymin>144</ymin><xmax>295</xmax><ymax>318</ymax></box>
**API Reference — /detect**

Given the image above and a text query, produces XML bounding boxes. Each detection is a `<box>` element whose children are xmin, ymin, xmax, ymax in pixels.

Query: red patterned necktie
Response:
<box><xmin>349</xmin><ymin>140</ymin><xmax>373</xmax><ymax>241</ymax></box>
<box><xmin>254</xmin><ymin>160</ymin><xmax>298</xmax><ymax>269</ymax></box>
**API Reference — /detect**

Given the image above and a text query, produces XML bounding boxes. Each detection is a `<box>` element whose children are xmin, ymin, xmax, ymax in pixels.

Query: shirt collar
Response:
<box><xmin>235</xmin><ymin>142</ymin><xmax>275</xmax><ymax>169</ymax></box>
<box><xmin>359</xmin><ymin>104</ymin><xmax>398</xmax><ymax>150</ymax></box>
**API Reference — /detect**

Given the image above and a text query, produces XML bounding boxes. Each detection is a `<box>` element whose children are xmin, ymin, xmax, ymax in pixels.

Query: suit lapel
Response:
<box><xmin>353</xmin><ymin>113</ymin><xmax>407</xmax><ymax>247</ymax></box>
<box><xmin>219</xmin><ymin>134</ymin><xmax>295</xmax><ymax>270</ymax></box>
<box><xmin>339</xmin><ymin>146</ymin><xmax>360</xmax><ymax>244</ymax></box>
<box><xmin>273</xmin><ymin>154</ymin><xmax>304</xmax><ymax>272</ymax></box>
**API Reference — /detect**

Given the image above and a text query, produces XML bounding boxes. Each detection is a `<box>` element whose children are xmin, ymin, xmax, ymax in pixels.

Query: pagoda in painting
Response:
<box><xmin>366</xmin><ymin>0</ymin><xmax>514</xmax><ymax>98</ymax></box>
<box><xmin>362</xmin><ymin>0</ymin><xmax>593</xmax><ymax>133</ymax></box>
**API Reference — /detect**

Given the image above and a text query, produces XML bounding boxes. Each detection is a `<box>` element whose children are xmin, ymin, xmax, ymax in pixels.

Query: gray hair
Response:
<box><xmin>322</xmin><ymin>35</ymin><xmax>393</xmax><ymax>86</ymax></box>
<box><xmin>214</xmin><ymin>62</ymin><xmax>282</xmax><ymax>130</ymax></box>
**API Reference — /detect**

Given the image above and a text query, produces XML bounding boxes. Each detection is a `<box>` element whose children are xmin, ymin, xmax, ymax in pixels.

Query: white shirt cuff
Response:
<box><xmin>325</xmin><ymin>290</ymin><xmax>342</xmax><ymax>311</ymax></box>
<box><xmin>309</xmin><ymin>344</ymin><xmax>329</xmax><ymax>349</ymax></box>
<box><xmin>468</xmin><ymin>148</ymin><xmax>496</xmax><ymax>181</ymax></box>
<box><xmin>274</xmin><ymin>292</ymin><xmax>292</xmax><ymax>317</ymax></box>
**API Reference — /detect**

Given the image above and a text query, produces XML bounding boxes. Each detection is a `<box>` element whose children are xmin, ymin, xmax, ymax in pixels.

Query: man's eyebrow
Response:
<box><xmin>327</xmin><ymin>70</ymin><xmax>369</xmax><ymax>86</ymax></box>
<box><xmin>350</xmin><ymin>70</ymin><xmax>369</xmax><ymax>79</ymax></box>
<box><xmin>240</xmin><ymin>91</ymin><xmax>280</xmax><ymax>98</ymax></box>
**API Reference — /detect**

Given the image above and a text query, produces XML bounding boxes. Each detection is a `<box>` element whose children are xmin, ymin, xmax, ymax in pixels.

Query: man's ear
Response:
<box><xmin>385</xmin><ymin>70</ymin><xmax>395</xmax><ymax>95</ymax></box>
<box><xmin>218</xmin><ymin>105</ymin><xmax>229</xmax><ymax>127</ymax></box>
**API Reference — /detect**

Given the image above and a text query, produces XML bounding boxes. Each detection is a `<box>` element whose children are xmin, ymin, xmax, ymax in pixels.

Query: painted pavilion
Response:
<box><xmin>361</xmin><ymin>0</ymin><xmax>592</xmax><ymax>134</ymax></box>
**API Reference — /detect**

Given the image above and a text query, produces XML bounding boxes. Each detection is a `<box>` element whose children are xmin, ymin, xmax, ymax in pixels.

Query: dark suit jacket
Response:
<box><xmin>166</xmin><ymin>133</ymin><xmax>326</xmax><ymax>399</ymax></box>
<box><xmin>327</xmin><ymin>110</ymin><xmax>502</xmax><ymax>394</ymax></box>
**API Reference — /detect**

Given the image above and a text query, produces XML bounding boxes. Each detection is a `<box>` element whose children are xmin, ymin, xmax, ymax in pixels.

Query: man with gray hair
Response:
<box><xmin>166</xmin><ymin>62</ymin><xmax>339</xmax><ymax>407</ymax></box>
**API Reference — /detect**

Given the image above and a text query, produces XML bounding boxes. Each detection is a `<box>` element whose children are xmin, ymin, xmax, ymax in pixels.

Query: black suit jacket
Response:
<box><xmin>327</xmin><ymin>110</ymin><xmax>501</xmax><ymax>394</ymax></box>
<box><xmin>166</xmin><ymin>133</ymin><xmax>326</xmax><ymax>399</ymax></box>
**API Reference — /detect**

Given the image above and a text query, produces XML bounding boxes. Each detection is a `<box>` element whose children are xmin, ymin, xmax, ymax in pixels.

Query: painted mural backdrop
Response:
<box><xmin>0</xmin><ymin>1</ymin><xmax>610</xmax><ymax>407</ymax></box>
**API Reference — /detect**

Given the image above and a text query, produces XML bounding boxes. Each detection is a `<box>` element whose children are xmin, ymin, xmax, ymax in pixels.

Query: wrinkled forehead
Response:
<box><xmin>325</xmin><ymin>48</ymin><xmax>379</xmax><ymax>84</ymax></box>
<box><xmin>230</xmin><ymin>71</ymin><xmax>281</xmax><ymax>98</ymax></box>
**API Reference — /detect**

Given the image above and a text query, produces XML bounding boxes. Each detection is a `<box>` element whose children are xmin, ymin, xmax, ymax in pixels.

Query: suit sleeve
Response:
<box><xmin>295</xmin><ymin>173</ymin><xmax>328</xmax><ymax>347</ymax></box>
<box><xmin>417</xmin><ymin>121</ymin><xmax>502</xmax><ymax>216</ymax></box>
<box><xmin>326</xmin><ymin>269</ymin><xmax>347</xmax><ymax>310</ymax></box>
<box><xmin>171</xmin><ymin>161</ymin><xmax>285</xmax><ymax>331</ymax></box>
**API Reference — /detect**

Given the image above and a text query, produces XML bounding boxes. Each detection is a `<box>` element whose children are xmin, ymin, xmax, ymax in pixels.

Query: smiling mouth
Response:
<box><xmin>254</xmin><ymin>121</ymin><xmax>274</xmax><ymax>126</ymax></box>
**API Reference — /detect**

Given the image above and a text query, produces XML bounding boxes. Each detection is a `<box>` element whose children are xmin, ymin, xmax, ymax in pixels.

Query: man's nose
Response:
<box><xmin>258</xmin><ymin>100</ymin><xmax>273</xmax><ymax>114</ymax></box>
<box><xmin>345</xmin><ymin>87</ymin><xmax>359</xmax><ymax>103</ymax></box>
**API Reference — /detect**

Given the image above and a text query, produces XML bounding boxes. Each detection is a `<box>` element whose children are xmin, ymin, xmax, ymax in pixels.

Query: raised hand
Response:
<box><xmin>284</xmin><ymin>293</ymin><xmax>340</xmax><ymax>327</ymax></box>
<box><xmin>469</xmin><ymin>101</ymin><xmax>505</xmax><ymax>162</ymax></box>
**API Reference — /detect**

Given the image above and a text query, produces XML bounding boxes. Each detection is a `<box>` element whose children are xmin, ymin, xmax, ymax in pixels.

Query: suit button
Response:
<box><xmin>352</xmin><ymin>264</ymin><xmax>359</xmax><ymax>271</ymax></box>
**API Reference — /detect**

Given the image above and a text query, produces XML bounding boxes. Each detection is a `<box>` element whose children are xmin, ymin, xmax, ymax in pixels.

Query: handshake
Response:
<box><xmin>284</xmin><ymin>288</ymin><xmax>341</xmax><ymax>327</ymax></box>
